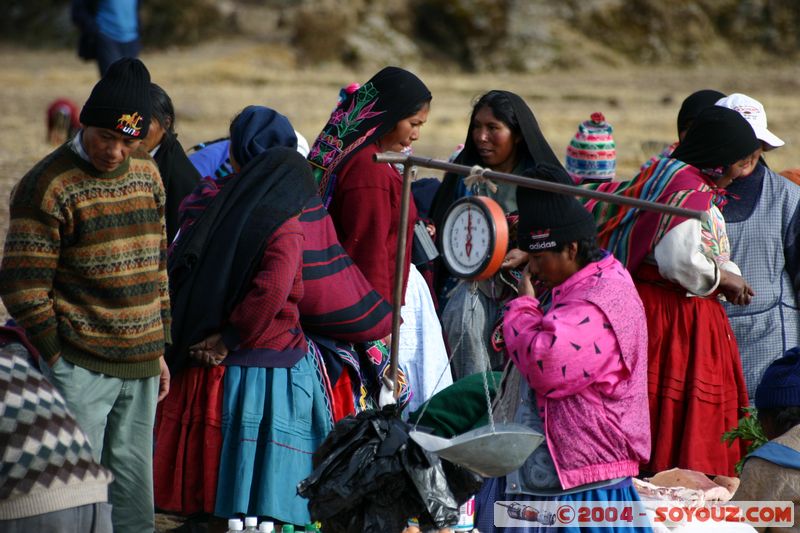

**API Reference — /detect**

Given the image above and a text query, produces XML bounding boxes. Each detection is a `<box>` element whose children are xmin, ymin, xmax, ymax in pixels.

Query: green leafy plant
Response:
<box><xmin>722</xmin><ymin>406</ymin><xmax>768</xmax><ymax>474</ymax></box>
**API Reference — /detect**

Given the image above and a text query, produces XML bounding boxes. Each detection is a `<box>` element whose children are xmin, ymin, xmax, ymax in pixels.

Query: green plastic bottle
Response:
<box><xmin>280</xmin><ymin>525</ymin><xmax>294</xmax><ymax>533</ymax></box>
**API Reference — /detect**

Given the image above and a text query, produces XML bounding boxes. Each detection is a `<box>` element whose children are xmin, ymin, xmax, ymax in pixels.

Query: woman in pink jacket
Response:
<box><xmin>476</xmin><ymin>179</ymin><xmax>651</xmax><ymax>532</ymax></box>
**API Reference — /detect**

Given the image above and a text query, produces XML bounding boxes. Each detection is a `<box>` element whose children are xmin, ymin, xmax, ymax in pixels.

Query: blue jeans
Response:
<box><xmin>96</xmin><ymin>32</ymin><xmax>141</xmax><ymax>75</ymax></box>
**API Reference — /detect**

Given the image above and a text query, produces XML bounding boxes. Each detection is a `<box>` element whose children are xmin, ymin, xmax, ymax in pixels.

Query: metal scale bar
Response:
<box><xmin>374</xmin><ymin>151</ymin><xmax>705</xmax><ymax>396</ymax></box>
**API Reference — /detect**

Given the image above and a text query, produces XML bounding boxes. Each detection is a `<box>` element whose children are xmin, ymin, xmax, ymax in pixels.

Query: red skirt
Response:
<box><xmin>153</xmin><ymin>366</ymin><xmax>225</xmax><ymax>514</ymax></box>
<box><xmin>635</xmin><ymin>264</ymin><xmax>748</xmax><ymax>476</ymax></box>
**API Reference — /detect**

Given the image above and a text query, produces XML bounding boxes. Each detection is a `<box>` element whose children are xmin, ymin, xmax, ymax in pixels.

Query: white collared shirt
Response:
<box><xmin>70</xmin><ymin>130</ymin><xmax>91</xmax><ymax>163</ymax></box>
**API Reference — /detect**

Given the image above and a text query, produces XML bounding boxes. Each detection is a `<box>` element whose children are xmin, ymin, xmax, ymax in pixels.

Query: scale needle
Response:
<box><xmin>465</xmin><ymin>205</ymin><xmax>473</xmax><ymax>257</ymax></box>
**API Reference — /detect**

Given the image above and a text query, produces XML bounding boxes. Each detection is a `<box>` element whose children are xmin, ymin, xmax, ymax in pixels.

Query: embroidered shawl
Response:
<box><xmin>582</xmin><ymin>158</ymin><xmax>724</xmax><ymax>272</ymax></box>
<box><xmin>308</xmin><ymin>66</ymin><xmax>431</xmax><ymax>207</ymax></box>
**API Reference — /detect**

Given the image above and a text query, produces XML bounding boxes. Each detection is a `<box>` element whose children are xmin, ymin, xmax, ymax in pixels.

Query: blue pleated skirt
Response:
<box><xmin>214</xmin><ymin>343</ymin><xmax>333</xmax><ymax>525</ymax></box>
<box><xmin>475</xmin><ymin>476</ymin><xmax>653</xmax><ymax>533</ymax></box>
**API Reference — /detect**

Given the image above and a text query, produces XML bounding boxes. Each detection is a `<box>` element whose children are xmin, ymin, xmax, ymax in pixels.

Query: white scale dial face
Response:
<box><xmin>443</xmin><ymin>201</ymin><xmax>492</xmax><ymax>277</ymax></box>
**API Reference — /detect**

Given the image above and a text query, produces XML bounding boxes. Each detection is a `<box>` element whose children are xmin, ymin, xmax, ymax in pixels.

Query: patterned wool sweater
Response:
<box><xmin>0</xmin><ymin>143</ymin><xmax>171</xmax><ymax>379</ymax></box>
<box><xmin>0</xmin><ymin>340</ymin><xmax>113</xmax><ymax>519</ymax></box>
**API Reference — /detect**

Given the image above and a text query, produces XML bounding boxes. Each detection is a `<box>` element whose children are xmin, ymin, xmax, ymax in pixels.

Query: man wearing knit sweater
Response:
<box><xmin>0</xmin><ymin>58</ymin><xmax>170</xmax><ymax>533</ymax></box>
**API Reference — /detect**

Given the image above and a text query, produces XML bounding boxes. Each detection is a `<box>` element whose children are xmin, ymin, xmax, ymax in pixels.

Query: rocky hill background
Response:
<box><xmin>3</xmin><ymin>0</ymin><xmax>799</xmax><ymax>72</ymax></box>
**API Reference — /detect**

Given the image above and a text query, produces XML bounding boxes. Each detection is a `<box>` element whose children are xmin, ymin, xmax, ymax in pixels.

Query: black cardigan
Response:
<box><xmin>165</xmin><ymin>147</ymin><xmax>316</xmax><ymax>372</ymax></box>
<box><xmin>153</xmin><ymin>132</ymin><xmax>203</xmax><ymax>244</ymax></box>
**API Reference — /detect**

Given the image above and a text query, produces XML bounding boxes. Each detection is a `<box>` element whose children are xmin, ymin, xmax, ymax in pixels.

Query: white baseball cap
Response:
<box><xmin>715</xmin><ymin>93</ymin><xmax>784</xmax><ymax>150</ymax></box>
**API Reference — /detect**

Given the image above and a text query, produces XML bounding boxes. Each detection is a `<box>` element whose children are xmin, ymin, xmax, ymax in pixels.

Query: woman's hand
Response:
<box><xmin>517</xmin><ymin>264</ymin><xmax>536</xmax><ymax>298</ymax></box>
<box><xmin>502</xmin><ymin>248</ymin><xmax>528</xmax><ymax>270</ymax></box>
<box><xmin>718</xmin><ymin>270</ymin><xmax>755</xmax><ymax>306</ymax></box>
<box><xmin>188</xmin><ymin>333</ymin><xmax>229</xmax><ymax>366</ymax></box>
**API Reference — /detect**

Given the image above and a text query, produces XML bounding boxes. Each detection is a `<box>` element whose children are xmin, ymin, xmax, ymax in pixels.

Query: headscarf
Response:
<box><xmin>584</xmin><ymin>105</ymin><xmax>759</xmax><ymax>272</ymax></box>
<box><xmin>676</xmin><ymin>89</ymin><xmax>726</xmax><ymax>136</ymax></box>
<box><xmin>308</xmin><ymin>66</ymin><xmax>431</xmax><ymax>206</ymax></box>
<box><xmin>429</xmin><ymin>90</ymin><xmax>572</xmax><ymax>230</ymax></box>
<box><xmin>230</xmin><ymin>105</ymin><xmax>297</xmax><ymax>170</ymax></box>
<box><xmin>178</xmin><ymin>107</ymin><xmax>298</xmax><ymax>232</ymax></box>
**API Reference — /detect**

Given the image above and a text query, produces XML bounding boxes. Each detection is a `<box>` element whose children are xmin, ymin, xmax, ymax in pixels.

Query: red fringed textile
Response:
<box><xmin>330</xmin><ymin>367</ymin><xmax>356</xmax><ymax>422</ymax></box>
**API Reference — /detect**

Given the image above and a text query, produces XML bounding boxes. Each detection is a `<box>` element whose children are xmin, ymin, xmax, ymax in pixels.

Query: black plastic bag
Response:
<box><xmin>298</xmin><ymin>406</ymin><xmax>481</xmax><ymax>533</ymax></box>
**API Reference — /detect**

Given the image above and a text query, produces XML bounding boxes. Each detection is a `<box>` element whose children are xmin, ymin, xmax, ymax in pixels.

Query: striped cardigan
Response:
<box><xmin>0</xmin><ymin>143</ymin><xmax>170</xmax><ymax>379</ymax></box>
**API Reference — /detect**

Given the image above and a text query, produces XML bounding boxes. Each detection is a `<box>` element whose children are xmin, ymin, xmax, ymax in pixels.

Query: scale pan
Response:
<box><xmin>409</xmin><ymin>423</ymin><xmax>544</xmax><ymax>478</ymax></box>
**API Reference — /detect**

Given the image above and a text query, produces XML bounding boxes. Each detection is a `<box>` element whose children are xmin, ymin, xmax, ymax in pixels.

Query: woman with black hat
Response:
<box><xmin>474</xmin><ymin>187</ymin><xmax>651</xmax><ymax>533</ymax></box>
<box><xmin>428</xmin><ymin>90</ymin><xmax>574</xmax><ymax>382</ymax></box>
<box><xmin>585</xmin><ymin>105</ymin><xmax>762</xmax><ymax>477</ymax></box>
<box><xmin>308</xmin><ymin>66</ymin><xmax>451</xmax><ymax>412</ymax></box>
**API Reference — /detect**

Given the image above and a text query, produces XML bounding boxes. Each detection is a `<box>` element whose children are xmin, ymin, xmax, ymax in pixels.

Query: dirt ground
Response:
<box><xmin>1</xmin><ymin>40</ymin><xmax>799</xmax><ymax>531</ymax></box>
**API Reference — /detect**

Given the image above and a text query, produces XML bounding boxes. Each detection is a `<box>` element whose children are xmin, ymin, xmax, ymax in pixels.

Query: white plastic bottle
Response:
<box><xmin>227</xmin><ymin>518</ymin><xmax>244</xmax><ymax>532</ymax></box>
<box><xmin>454</xmin><ymin>496</ymin><xmax>476</xmax><ymax>531</ymax></box>
<box><xmin>258</xmin><ymin>521</ymin><xmax>275</xmax><ymax>533</ymax></box>
<box><xmin>244</xmin><ymin>516</ymin><xmax>259</xmax><ymax>531</ymax></box>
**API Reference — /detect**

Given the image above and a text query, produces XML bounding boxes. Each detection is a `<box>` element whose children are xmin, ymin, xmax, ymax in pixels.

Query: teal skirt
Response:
<box><xmin>214</xmin><ymin>342</ymin><xmax>333</xmax><ymax>525</ymax></box>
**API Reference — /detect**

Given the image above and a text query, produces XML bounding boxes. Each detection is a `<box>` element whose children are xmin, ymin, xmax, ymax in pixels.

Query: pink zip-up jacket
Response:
<box><xmin>503</xmin><ymin>253</ymin><xmax>650</xmax><ymax>489</ymax></box>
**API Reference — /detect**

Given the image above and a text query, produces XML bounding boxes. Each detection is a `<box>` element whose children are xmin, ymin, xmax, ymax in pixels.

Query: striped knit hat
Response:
<box><xmin>565</xmin><ymin>112</ymin><xmax>616</xmax><ymax>183</ymax></box>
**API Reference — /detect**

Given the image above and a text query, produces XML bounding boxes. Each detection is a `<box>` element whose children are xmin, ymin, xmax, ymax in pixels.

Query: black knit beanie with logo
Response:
<box><xmin>80</xmin><ymin>57</ymin><xmax>151</xmax><ymax>139</ymax></box>
<box><xmin>517</xmin><ymin>166</ymin><xmax>597</xmax><ymax>252</ymax></box>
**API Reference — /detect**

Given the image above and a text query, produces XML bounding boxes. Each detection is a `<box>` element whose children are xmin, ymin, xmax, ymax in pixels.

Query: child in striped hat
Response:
<box><xmin>565</xmin><ymin>112</ymin><xmax>616</xmax><ymax>183</ymax></box>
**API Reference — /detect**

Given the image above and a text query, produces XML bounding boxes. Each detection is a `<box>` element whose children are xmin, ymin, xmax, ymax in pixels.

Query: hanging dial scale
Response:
<box><xmin>440</xmin><ymin>196</ymin><xmax>509</xmax><ymax>280</ymax></box>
